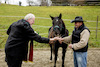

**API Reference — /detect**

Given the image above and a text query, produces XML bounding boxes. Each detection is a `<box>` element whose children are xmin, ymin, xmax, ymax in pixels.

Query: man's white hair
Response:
<box><xmin>24</xmin><ymin>13</ymin><xmax>35</xmax><ymax>20</ymax></box>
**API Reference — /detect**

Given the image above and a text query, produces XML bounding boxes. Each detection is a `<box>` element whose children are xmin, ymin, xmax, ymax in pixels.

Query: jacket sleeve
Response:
<box><xmin>7</xmin><ymin>25</ymin><xmax>12</xmax><ymax>35</ymax></box>
<box><xmin>62</xmin><ymin>35</ymin><xmax>72</xmax><ymax>44</ymax></box>
<box><xmin>24</xmin><ymin>25</ymin><xmax>49</xmax><ymax>43</ymax></box>
<box><xmin>73</xmin><ymin>29</ymin><xmax>90</xmax><ymax>50</ymax></box>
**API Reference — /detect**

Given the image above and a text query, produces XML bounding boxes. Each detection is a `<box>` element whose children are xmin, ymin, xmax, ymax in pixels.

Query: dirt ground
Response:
<box><xmin>0</xmin><ymin>48</ymin><xmax>100</xmax><ymax>67</ymax></box>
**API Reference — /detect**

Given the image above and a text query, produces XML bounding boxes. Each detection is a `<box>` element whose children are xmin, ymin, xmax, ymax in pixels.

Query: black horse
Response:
<box><xmin>48</xmin><ymin>14</ymin><xmax>69</xmax><ymax>67</ymax></box>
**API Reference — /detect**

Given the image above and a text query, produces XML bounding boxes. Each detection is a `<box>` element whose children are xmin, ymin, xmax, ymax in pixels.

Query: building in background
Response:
<box><xmin>51</xmin><ymin>0</ymin><xmax>68</xmax><ymax>6</ymax></box>
<box><xmin>0</xmin><ymin>0</ymin><xmax>52</xmax><ymax>6</ymax></box>
<box><xmin>51</xmin><ymin>0</ymin><xmax>100</xmax><ymax>6</ymax></box>
<box><xmin>0</xmin><ymin>0</ymin><xmax>100</xmax><ymax>6</ymax></box>
<box><xmin>67</xmin><ymin>0</ymin><xmax>100</xmax><ymax>6</ymax></box>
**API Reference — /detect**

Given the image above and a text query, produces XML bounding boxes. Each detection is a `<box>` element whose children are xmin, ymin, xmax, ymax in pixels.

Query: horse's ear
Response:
<box><xmin>50</xmin><ymin>15</ymin><xmax>54</xmax><ymax>20</ymax></box>
<box><xmin>59</xmin><ymin>13</ymin><xmax>62</xmax><ymax>19</ymax></box>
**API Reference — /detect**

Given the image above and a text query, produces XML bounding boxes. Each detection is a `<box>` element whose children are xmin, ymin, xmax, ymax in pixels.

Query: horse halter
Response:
<box><xmin>53</xmin><ymin>25</ymin><xmax>64</xmax><ymax>31</ymax></box>
<box><xmin>53</xmin><ymin>25</ymin><xmax>60</xmax><ymax>31</ymax></box>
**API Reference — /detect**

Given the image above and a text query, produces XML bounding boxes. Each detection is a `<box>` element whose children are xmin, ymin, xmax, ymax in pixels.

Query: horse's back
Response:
<box><xmin>65</xmin><ymin>28</ymin><xmax>69</xmax><ymax>36</ymax></box>
<box><xmin>61</xmin><ymin>28</ymin><xmax>69</xmax><ymax>38</ymax></box>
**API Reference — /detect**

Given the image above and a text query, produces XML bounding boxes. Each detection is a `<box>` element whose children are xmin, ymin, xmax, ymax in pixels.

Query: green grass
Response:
<box><xmin>0</xmin><ymin>4</ymin><xmax>100</xmax><ymax>48</ymax></box>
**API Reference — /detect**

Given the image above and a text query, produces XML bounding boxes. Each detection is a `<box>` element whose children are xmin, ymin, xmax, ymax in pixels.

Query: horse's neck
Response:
<box><xmin>48</xmin><ymin>27</ymin><xmax>55</xmax><ymax>38</ymax></box>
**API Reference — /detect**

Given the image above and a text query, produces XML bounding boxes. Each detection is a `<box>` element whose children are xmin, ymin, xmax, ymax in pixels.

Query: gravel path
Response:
<box><xmin>0</xmin><ymin>48</ymin><xmax>100</xmax><ymax>67</ymax></box>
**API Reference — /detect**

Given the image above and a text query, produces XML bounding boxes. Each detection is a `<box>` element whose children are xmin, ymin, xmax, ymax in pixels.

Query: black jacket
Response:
<box><xmin>5</xmin><ymin>19</ymin><xmax>49</xmax><ymax>58</ymax></box>
<box><xmin>72</xmin><ymin>23</ymin><xmax>90</xmax><ymax>52</ymax></box>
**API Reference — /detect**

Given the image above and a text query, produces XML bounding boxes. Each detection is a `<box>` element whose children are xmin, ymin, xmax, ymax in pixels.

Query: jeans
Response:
<box><xmin>73</xmin><ymin>52</ymin><xmax>87</xmax><ymax>67</ymax></box>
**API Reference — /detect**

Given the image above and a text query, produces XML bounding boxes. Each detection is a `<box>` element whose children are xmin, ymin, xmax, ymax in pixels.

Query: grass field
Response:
<box><xmin>0</xmin><ymin>4</ymin><xmax>100</xmax><ymax>48</ymax></box>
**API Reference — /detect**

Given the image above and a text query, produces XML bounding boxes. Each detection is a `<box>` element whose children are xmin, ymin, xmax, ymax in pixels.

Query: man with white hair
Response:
<box><xmin>24</xmin><ymin>13</ymin><xmax>35</xmax><ymax>25</ymax></box>
<box><xmin>5</xmin><ymin>13</ymin><xmax>59</xmax><ymax>67</ymax></box>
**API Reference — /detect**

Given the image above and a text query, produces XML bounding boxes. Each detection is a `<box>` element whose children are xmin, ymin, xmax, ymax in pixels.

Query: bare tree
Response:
<box><xmin>27</xmin><ymin>0</ymin><xmax>33</xmax><ymax>6</ymax></box>
<box><xmin>4</xmin><ymin>0</ymin><xmax>9</xmax><ymax>4</ymax></box>
<box><xmin>5</xmin><ymin>0</ymin><xmax>6</xmax><ymax>4</ymax></box>
<box><xmin>0</xmin><ymin>0</ymin><xmax>1</xmax><ymax>5</ymax></box>
<box><xmin>41</xmin><ymin>0</ymin><xmax>48</xmax><ymax>6</ymax></box>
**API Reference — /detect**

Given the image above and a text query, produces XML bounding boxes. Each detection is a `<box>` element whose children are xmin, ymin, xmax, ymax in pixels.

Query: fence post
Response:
<box><xmin>96</xmin><ymin>16</ymin><xmax>98</xmax><ymax>40</ymax></box>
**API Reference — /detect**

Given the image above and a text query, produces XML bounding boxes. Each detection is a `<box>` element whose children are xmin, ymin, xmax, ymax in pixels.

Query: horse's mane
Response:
<box><xmin>60</xmin><ymin>19</ymin><xmax>66</xmax><ymax>35</ymax></box>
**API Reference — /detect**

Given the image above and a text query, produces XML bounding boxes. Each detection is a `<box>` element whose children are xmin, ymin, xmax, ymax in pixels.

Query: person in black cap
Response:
<box><xmin>60</xmin><ymin>16</ymin><xmax>90</xmax><ymax>67</ymax></box>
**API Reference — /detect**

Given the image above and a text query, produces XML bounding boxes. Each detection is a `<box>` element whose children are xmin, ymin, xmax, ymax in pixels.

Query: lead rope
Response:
<box><xmin>29</xmin><ymin>40</ymin><xmax>33</xmax><ymax>62</ymax></box>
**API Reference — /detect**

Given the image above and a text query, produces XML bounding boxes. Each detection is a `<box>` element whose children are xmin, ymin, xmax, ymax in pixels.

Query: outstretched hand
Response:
<box><xmin>57</xmin><ymin>38</ymin><xmax>64</xmax><ymax>44</ymax></box>
<box><xmin>49</xmin><ymin>37</ymin><xmax>64</xmax><ymax>44</ymax></box>
<box><xmin>49</xmin><ymin>37</ymin><xmax>59</xmax><ymax>44</ymax></box>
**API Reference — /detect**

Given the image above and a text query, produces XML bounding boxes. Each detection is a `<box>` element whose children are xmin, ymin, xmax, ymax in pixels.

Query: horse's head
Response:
<box><xmin>50</xmin><ymin>13</ymin><xmax>65</xmax><ymax>36</ymax></box>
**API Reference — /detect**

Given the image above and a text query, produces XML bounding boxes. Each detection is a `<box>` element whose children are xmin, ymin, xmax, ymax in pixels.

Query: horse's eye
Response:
<box><xmin>53</xmin><ymin>22</ymin><xmax>54</xmax><ymax>25</ymax></box>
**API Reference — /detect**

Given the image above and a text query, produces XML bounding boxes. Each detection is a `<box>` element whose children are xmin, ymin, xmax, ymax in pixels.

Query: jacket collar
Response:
<box><xmin>22</xmin><ymin>19</ymin><xmax>30</xmax><ymax>26</ymax></box>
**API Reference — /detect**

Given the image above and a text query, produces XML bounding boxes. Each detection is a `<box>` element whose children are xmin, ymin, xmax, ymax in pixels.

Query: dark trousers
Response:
<box><xmin>5</xmin><ymin>55</ymin><xmax>23</xmax><ymax>67</ymax></box>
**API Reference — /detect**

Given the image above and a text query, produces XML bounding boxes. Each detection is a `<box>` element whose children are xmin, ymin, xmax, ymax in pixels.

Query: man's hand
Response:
<box><xmin>58</xmin><ymin>38</ymin><xmax>64</xmax><ymax>44</ymax></box>
<box><xmin>54</xmin><ymin>37</ymin><xmax>64</xmax><ymax>44</ymax></box>
<box><xmin>49</xmin><ymin>37</ymin><xmax>65</xmax><ymax>44</ymax></box>
<box><xmin>49</xmin><ymin>38</ymin><xmax>55</xmax><ymax>44</ymax></box>
<box><xmin>54</xmin><ymin>37</ymin><xmax>65</xmax><ymax>44</ymax></box>
<box><xmin>69</xmin><ymin>44</ymin><xmax>73</xmax><ymax>49</ymax></box>
<box><xmin>49</xmin><ymin>37</ymin><xmax>60</xmax><ymax>44</ymax></box>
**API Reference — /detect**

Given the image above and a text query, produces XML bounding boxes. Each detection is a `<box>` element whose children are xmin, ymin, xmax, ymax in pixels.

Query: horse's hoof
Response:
<box><xmin>57</xmin><ymin>57</ymin><xmax>59</xmax><ymax>61</ymax></box>
<box><xmin>62</xmin><ymin>64</ymin><xmax>64</xmax><ymax>67</ymax></box>
<box><xmin>49</xmin><ymin>60</ymin><xmax>53</xmax><ymax>63</ymax></box>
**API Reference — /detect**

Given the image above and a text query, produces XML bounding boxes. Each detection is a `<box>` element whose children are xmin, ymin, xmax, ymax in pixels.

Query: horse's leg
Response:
<box><xmin>54</xmin><ymin>46</ymin><xmax>59</xmax><ymax>67</ymax></box>
<box><xmin>62</xmin><ymin>47</ymin><xmax>67</xmax><ymax>67</ymax></box>
<box><xmin>50</xmin><ymin>44</ymin><xmax>52</xmax><ymax>62</ymax></box>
